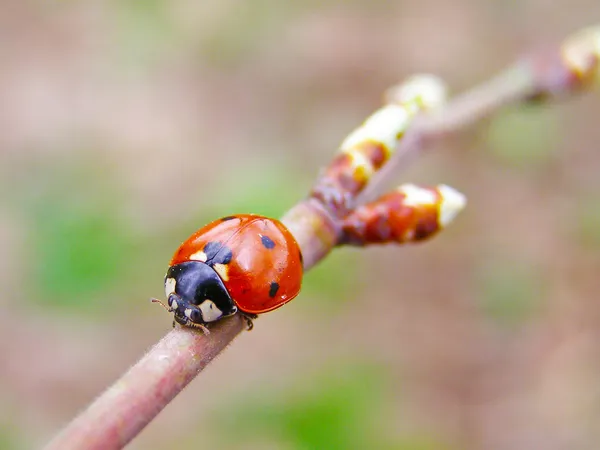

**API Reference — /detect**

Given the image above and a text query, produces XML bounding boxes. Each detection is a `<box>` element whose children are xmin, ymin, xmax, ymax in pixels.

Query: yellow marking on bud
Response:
<box><xmin>562</xmin><ymin>27</ymin><xmax>600</xmax><ymax>84</ymax></box>
<box><xmin>189</xmin><ymin>251</ymin><xmax>207</xmax><ymax>262</ymax></box>
<box><xmin>397</xmin><ymin>183</ymin><xmax>437</xmax><ymax>207</ymax></box>
<box><xmin>340</xmin><ymin>104</ymin><xmax>410</xmax><ymax>156</ymax></box>
<box><xmin>213</xmin><ymin>263</ymin><xmax>230</xmax><ymax>282</ymax></box>
<box><xmin>436</xmin><ymin>184</ymin><xmax>467</xmax><ymax>227</ymax></box>
<box><xmin>345</xmin><ymin>148</ymin><xmax>375</xmax><ymax>178</ymax></box>
<box><xmin>397</xmin><ymin>183</ymin><xmax>466</xmax><ymax>229</ymax></box>
<box><xmin>385</xmin><ymin>74</ymin><xmax>447</xmax><ymax>111</ymax></box>
<box><xmin>340</xmin><ymin>75</ymin><xmax>446</xmax><ymax>162</ymax></box>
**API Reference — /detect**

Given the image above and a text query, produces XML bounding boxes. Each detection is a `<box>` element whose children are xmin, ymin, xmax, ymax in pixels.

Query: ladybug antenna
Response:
<box><xmin>151</xmin><ymin>298</ymin><xmax>172</xmax><ymax>312</ymax></box>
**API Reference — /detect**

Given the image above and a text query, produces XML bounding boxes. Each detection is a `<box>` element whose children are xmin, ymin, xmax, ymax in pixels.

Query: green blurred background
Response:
<box><xmin>2</xmin><ymin>1</ymin><xmax>600</xmax><ymax>449</ymax></box>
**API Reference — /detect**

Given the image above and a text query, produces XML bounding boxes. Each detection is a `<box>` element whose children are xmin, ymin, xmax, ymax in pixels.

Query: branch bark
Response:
<box><xmin>45</xmin><ymin>320</ymin><xmax>244</xmax><ymax>450</ymax></box>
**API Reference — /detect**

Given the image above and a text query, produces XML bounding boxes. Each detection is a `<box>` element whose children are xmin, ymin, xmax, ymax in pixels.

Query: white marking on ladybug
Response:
<box><xmin>170</xmin><ymin>298</ymin><xmax>178</xmax><ymax>310</ymax></box>
<box><xmin>184</xmin><ymin>308</ymin><xmax>194</xmax><ymax>319</ymax></box>
<box><xmin>437</xmin><ymin>184</ymin><xmax>467</xmax><ymax>227</ymax></box>
<box><xmin>340</xmin><ymin>104</ymin><xmax>410</xmax><ymax>156</ymax></box>
<box><xmin>213</xmin><ymin>263</ymin><xmax>229</xmax><ymax>282</ymax></box>
<box><xmin>165</xmin><ymin>278</ymin><xmax>177</xmax><ymax>298</ymax></box>
<box><xmin>189</xmin><ymin>251</ymin><xmax>207</xmax><ymax>262</ymax></box>
<box><xmin>398</xmin><ymin>184</ymin><xmax>437</xmax><ymax>207</ymax></box>
<box><xmin>199</xmin><ymin>300</ymin><xmax>223</xmax><ymax>322</ymax></box>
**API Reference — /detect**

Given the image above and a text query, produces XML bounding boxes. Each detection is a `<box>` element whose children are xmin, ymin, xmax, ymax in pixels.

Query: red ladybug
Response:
<box><xmin>155</xmin><ymin>214</ymin><xmax>303</xmax><ymax>332</ymax></box>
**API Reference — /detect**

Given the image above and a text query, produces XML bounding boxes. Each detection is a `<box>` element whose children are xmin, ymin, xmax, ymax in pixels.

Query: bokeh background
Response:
<box><xmin>2</xmin><ymin>1</ymin><xmax>600</xmax><ymax>449</ymax></box>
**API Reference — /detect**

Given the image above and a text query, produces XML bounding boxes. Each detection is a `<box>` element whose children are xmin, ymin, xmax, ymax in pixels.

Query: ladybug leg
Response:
<box><xmin>240</xmin><ymin>312</ymin><xmax>258</xmax><ymax>331</ymax></box>
<box><xmin>170</xmin><ymin>317</ymin><xmax>211</xmax><ymax>335</ymax></box>
<box><xmin>187</xmin><ymin>321</ymin><xmax>211</xmax><ymax>335</ymax></box>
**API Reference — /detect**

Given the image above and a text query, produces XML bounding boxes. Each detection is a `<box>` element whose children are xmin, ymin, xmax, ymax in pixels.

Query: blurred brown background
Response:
<box><xmin>2</xmin><ymin>1</ymin><xmax>600</xmax><ymax>449</ymax></box>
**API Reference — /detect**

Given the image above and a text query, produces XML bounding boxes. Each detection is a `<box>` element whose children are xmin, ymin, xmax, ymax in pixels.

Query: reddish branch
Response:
<box><xmin>44</xmin><ymin>26</ymin><xmax>599</xmax><ymax>450</ymax></box>
<box><xmin>45</xmin><ymin>322</ymin><xmax>244</xmax><ymax>450</ymax></box>
<box><xmin>359</xmin><ymin>27</ymin><xmax>600</xmax><ymax>204</ymax></box>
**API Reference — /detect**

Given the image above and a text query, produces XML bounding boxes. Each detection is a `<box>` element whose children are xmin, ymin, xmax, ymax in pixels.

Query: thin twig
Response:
<box><xmin>45</xmin><ymin>319</ymin><xmax>245</xmax><ymax>450</ymax></box>
<box><xmin>359</xmin><ymin>27</ymin><xmax>600</xmax><ymax>203</ymax></box>
<box><xmin>357</xmin><ymin>62</ymin><xmax>546</xmax><ymax>205</ymax></box>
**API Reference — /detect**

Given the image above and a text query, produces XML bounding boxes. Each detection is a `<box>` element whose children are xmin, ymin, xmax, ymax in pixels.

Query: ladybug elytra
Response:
<box><xmin>155</xmin><ymin>214</ymin><xmax>303</xmax><ymax>332</ymax></box>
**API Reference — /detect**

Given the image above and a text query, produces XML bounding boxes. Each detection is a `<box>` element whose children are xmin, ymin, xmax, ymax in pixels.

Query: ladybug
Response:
<box><xmin>154</xmin><ymin>214</ymin><xmax>303</xmax><ymax>332</ymax></box>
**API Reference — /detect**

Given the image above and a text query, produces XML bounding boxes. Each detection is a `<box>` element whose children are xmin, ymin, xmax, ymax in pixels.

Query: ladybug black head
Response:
<box><xmin>164</xmin><ymin>261</ymin><xmax>237</xmax><ymax>327</ymax></box>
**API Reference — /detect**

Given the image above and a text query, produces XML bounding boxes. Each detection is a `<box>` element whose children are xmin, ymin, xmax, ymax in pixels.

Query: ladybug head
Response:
<box><xmin>163</xmin><ymin>261</ymin><xmax>238</xmax><ymax>327</ymax></box>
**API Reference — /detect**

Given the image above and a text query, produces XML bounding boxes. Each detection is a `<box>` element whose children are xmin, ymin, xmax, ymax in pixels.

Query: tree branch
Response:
<box><xmin>45</xmin><ymin>318</ymin><xmax>245</xmax><ymax>450</ymax></box>
<box><xmin>358</xmin><ymin>30</ymin><xmax>600</xmax><ymax>204</ymax></box>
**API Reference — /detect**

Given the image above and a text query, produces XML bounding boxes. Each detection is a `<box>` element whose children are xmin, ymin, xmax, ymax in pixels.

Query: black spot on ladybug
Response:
<box><xmin>204</xmin><ymin>241</ymin><xmax>233</xmax><ymax>265</ymax></box>
<box><xmin>218</xmin><ymin>247</ymin><xmax>233</xmax><ymax>265</ymax></box>
<box><xmin>298</xmin><ymin>249</ymin><xmax>303</xmax><ymax>265</ymax></box>
<box><xmin>221</xmin><ymin>216</ymin><xmax>236</xmax><ymax>221</ymax></box>
<box><xmin>203</xmin><ymin>241</ymin><xmax>221</xmax><ymax>259</ymax></box>
<box><xmin>261</xmin><ymin>235</ymin><xmax>276</xmax><ymax>249</ymax></box>
<box><xmin>268</xmin><ymin>282</ymin><xmax>279</xmax><ymax>298</ymax></box>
